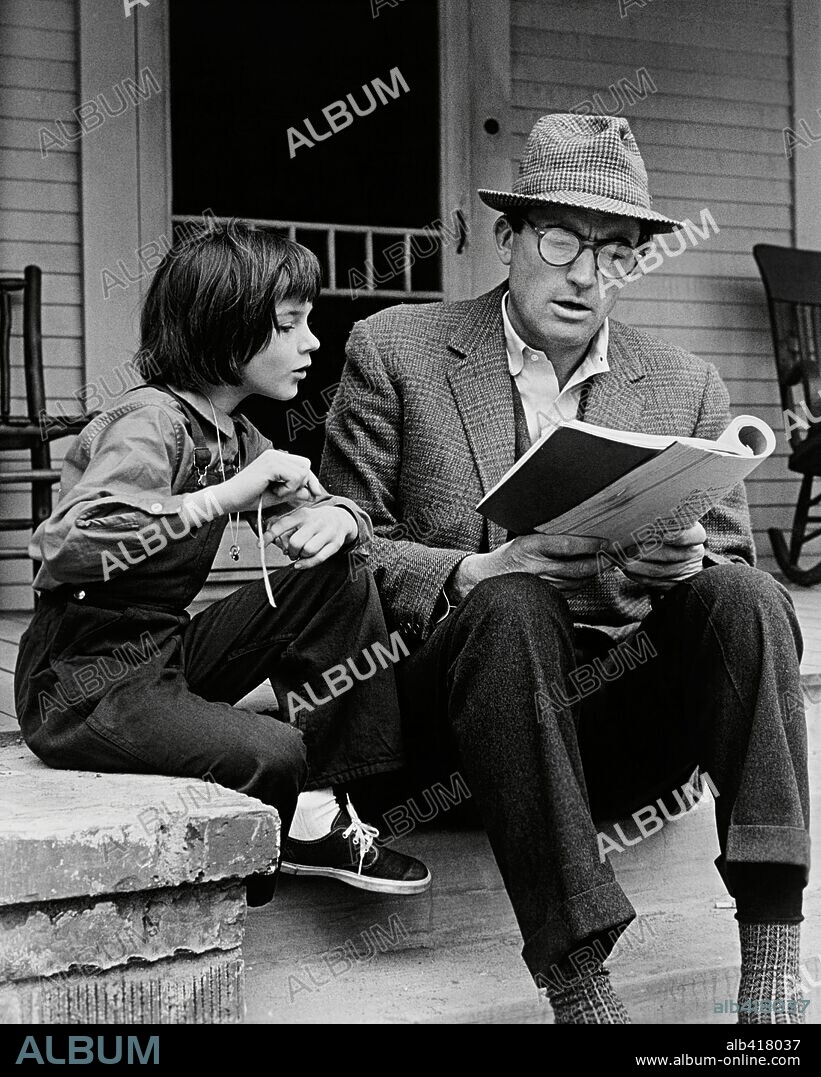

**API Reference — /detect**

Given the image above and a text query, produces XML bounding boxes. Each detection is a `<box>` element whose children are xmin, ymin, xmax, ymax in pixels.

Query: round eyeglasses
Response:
<box><xmin>523</xmin><ymin>220</ymin><xmax>640</xmax><ymax>280</ymax></box>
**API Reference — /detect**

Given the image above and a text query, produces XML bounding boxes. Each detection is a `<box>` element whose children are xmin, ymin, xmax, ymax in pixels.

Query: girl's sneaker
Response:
<box><xmin>280</xmin><ymin>797</ymin><xmax>431</xmax><ymax>895</ymax></box>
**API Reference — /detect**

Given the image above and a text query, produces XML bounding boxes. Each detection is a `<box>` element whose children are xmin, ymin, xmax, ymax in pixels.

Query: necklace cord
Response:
<box><xmin>204</xmin><ymin>394</ymin><xmax>276</xmax><ymax>609</ymax></box>
<box><xmin>205</xmin><ymin>395</ymin><xmax>241</xmax><ymax>558</ymax></box>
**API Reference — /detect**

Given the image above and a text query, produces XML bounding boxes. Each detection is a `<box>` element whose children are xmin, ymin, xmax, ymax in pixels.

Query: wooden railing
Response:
<box><xmin>172</xmin><ymin>215</ymin><xmax>452</xmax><ymax>300</ymax></box>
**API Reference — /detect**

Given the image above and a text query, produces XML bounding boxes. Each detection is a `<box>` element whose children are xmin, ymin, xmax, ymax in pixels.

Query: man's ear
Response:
<box><xmin>493</xmin><ymin>216</ymin><xmax>514</xmax><ymax>267</ymax></box>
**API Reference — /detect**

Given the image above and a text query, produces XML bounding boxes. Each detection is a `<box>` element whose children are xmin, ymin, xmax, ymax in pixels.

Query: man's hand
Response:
<box><xmin>612</xmin><ymin>522</ymin><xmax>707</xmax><ymax>591</ymax></box>
<box><xmin>448</xmin><ymin>533</ymin><xmax>607</xmax><ymax>602</ymax></box>
<box><xmin>265</xmin><ymin>504</ymin><xmax>358</xmax><ymax>570</ymax></box>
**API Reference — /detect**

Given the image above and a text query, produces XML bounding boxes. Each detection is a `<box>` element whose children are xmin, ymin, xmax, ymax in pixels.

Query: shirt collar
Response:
<box><xmin>501</xmin><ymin>291</ymin><xmax>610</xmax><ymax>381</ymax></box>
<box><xmin>168</xmin><ymin>386</ymin><xmax>237</xmax><ymax>440</ymax></box>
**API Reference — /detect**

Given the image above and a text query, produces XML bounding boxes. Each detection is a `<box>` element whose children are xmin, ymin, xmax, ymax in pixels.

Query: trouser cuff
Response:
<box><xmin>522</xmin><ymin>880</ymin><xmax>636</xmax><ymax>983</ymax></box>
<box><xmin>716</xmin><ymin>825</ymin><xmax>811</xmax><ymax>891</ymax></box>
<box><xmin>725</xmin><ymin>825</ymin><xmax>810</xmax><ymax>869</ymax></box>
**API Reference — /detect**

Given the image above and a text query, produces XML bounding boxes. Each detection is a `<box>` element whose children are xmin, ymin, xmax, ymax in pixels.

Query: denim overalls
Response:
<box><xmin>14</xmin><ymin>386</ymin><xmax>407</xmax><ymax>900</ymax></box>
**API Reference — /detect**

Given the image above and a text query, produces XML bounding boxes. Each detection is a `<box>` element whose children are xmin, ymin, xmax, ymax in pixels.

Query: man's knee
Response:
<box><xmin>461</xmin><ymin>572</ymin><xmax>573</xmax><ymax>632</ymax></box>
<box><xmin>687</xmin><ymin>563</ymin><xmax>793</xmax><ymax>619</ymax></box>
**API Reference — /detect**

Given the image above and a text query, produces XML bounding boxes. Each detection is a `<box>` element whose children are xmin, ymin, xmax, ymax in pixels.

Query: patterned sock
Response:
<box><xmin>737</xmin><ymin>923</ymin><xmax>806</xmax><ymax>1024</ymax></box>
<box><xmin>287</xmin><ymin>789</ymin><xmax>340</xmax><ymax>841</ymax></box>
<box><xmin>547</xmin><ymin>965</ymin><xmax>631</xmax><ymax>1025</ymax></box>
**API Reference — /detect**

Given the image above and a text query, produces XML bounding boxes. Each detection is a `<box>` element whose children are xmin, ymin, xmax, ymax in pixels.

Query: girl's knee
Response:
<box><xmin>258</xmin><ymin>724</ymin><xmax>309</xmax><ymax>797</ymax></box>
<box><xmin>302</xmin><ymin>549</ymin><xmax>371</xmax><ymax>594</ymax></box>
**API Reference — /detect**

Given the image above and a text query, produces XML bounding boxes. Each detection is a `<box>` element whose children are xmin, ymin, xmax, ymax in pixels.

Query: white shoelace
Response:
<box><xmin>342</xmin><ymin>795</ymin><xmax>379</xmax><ymax>875</ymax></box>
<box><xmin>257</xmin><ymin>497</ymin><xmax>277</xmax><ymax>609</ymax></box>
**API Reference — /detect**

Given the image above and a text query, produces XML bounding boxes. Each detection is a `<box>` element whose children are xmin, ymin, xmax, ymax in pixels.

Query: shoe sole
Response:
<box><xmin>279</xmin><ymin>862</ymin><xmax>432</xmax><ymax>894</ymax></box>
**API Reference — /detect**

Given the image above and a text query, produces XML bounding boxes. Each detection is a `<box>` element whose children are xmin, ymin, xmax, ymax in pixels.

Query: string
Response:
<box><xmin>205</xmin><ymin>395</ymin><xmax>241</xmax><ymax>557</ymax></box>
<box><xmin>258</xmin><ymin>496</ymin><xmax>277</xmax><ymax>608</ymax></box>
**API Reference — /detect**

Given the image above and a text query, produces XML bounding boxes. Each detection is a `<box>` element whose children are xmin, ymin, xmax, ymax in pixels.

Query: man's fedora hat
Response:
<box><xmin>478</xmin><ymin>113</ymin><xmax>681</xmax><ymax>233</ymax></box>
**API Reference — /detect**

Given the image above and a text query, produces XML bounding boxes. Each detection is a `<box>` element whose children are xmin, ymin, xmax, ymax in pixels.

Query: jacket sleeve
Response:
<box><xmin>320</xmin><ymin>319</ymin><xmax>469</xmax><ymax>637</ymax></box>
<box><xmin>693</xmin><ymin>364</ymin><xmax>757</xmax><ymax>568</ymax></box>
<box><xmin>33</xmin><ymin>404</ymin><xmax>194</xmax><ymax>583</ymax></box>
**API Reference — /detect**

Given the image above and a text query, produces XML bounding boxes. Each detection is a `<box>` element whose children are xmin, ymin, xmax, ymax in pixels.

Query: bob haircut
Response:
<box><xmin>135</xmin><ymin>218</ymin><xmax>321</xmax><ymax>390</ymax></box>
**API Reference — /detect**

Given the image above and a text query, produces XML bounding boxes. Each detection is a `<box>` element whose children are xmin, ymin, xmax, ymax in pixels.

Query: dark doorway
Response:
<box><xmin>169</xmin><ymin>0</ymin><xmax>441</xmax><ymax>464</ymax></box>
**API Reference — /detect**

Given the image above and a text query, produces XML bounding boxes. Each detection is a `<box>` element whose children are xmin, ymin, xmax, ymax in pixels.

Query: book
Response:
<box><xmin>476</xmin><ymin>415</ymin><xmax>776</xmax><ymax>546</ymax></box>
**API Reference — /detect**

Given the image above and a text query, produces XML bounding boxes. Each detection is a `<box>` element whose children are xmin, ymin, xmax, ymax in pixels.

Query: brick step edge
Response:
<box><xmin>0</xmin><ymin>949</ymin><xmax>245</xmax><ymax>1024</ymax></box>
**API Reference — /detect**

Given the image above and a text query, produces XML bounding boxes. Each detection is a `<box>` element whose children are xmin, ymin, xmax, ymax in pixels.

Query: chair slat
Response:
<box><xmin>0</xmin><ymin>290</ymin><xmax>10</xmax><ymax>423</ymax></box>
<box><xmin>22</xmin><ymin>266</ymin><xmax>46</xmax><ymax>425</ymax></box>
<box><xmin>754</xmin><ymin>244</ymin><xmax>821</xmax><ymax>304</ymax></box>
<box><xmin>0</xmin><ymin>470</ymin><xmax>60</xmax><ymax>484</ymax></box>
<box><xmin>0</xmin><ymin>520</ymin><xmax>36</xmax><ymax>532</ymax></box>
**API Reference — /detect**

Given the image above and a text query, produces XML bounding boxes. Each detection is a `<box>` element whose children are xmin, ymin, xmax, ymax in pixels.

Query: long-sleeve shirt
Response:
<box><xmin>30</xmin><ymin>384</ymin><xmax>373</xmax><ymax>591</ymax></box>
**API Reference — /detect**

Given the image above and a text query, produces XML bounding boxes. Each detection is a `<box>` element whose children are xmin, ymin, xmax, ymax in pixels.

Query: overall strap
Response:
<box><xmin>127</xmin><ymin>383</ymin><xmax>212</xmax><ymax>481</ymax></box>
<box><xmin>231</xmin><ymin>411</ymin><xmax>257</xmax><ymax>464</ymax></box>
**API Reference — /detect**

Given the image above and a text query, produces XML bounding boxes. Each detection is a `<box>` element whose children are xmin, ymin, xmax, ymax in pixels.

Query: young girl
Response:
<box><xmin>14</xmin><ymin>220</ymin><xmax>429</xmax><ymax>901</ymax></box>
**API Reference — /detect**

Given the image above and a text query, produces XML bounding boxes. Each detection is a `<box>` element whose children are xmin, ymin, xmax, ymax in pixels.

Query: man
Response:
<box><xmin>320</xmin><ymin>114</ymin><xmax>810</xmax><ymax>1024</ymax></box>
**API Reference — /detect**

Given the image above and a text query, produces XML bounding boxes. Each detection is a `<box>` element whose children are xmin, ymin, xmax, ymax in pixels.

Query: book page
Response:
<box><xmin>533</xmin><ymin>418</ymin><xmax>775</xmax><ymax>547</ymax></box>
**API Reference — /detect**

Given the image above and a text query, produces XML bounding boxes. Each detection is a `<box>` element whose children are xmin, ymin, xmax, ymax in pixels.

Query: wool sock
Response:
<box><xmin>287</xmin><ymin>789</ymin><xmax>341</xmax><ymax>841</ymax></box>
<box><xmin>546</xmin><ymin>963</ymin><xmax>631</xmax><ymax>1025</ymax></box>
<box><xmin>737</xmin><ymin>923</ymin><xmax>806</xmax><ymax>1024</ymax></box>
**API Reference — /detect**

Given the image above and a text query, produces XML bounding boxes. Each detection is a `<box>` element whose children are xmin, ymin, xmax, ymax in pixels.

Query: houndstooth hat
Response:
<box><xmin>478</xmin><ymin>113</ymin><xmax>681</xmax><ymax>233</ymax></box>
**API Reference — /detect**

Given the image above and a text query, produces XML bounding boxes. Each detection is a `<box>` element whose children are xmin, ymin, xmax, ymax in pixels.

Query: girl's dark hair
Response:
<box><xmin>135</xmin><ymin>218</ymin><xmax>321</xmax><ymax>389</ymax></box>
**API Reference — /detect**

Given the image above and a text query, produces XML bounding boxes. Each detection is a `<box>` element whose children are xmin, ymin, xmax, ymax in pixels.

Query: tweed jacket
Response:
<box><xmin>320</xmin><ymin>282</ymin><xmax>756</xmax><ymax>644</ymax></box>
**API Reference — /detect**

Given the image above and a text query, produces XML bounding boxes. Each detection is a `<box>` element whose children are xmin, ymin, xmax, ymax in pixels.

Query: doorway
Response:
<box><xmin>169</xmin><ymin>0</ymin><xmax>445</xmax><ymax>462</ymax></box>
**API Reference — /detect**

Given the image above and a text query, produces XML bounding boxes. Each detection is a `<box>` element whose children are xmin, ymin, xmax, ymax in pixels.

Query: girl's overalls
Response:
<box><xmin>14</xmin><ymin>388</ymin><xmax>406</xmax><ymax>901</ymax></box>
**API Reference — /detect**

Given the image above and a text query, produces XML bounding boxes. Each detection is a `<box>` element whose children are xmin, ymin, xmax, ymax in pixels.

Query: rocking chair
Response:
<box><xmin>754</xmin><ymin>243</ymin><xmax>821</xmax><ymax>584</ymax></box>
<box><xmin>0</xmin><ymin>266</ymin><xmax>93</xmax><ymax>577</ymax></box>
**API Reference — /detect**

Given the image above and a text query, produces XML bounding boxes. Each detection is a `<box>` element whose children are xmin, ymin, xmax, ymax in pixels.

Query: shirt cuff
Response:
<box><xmin>333</xmin><ymin>503</ymin><xmax>368</xmax><ymax>549</ymax></box>
<box><xmin>75</xmin><ymin>493</ymin><xmax>192</xmax><ymax>527</ymax></box>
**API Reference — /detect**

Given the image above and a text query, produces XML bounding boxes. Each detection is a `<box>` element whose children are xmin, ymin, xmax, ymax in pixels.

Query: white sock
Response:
<box><xmin>288</xmin><ymin>788</ymin><xmax>340</xmax><ymax>841</ymax></box>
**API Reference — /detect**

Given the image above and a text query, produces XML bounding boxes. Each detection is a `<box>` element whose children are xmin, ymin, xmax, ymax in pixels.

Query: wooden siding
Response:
<box><xmin>0</xmin><ymin>0</ymin><xmax>82</xmax><ymax>610</ymax></box>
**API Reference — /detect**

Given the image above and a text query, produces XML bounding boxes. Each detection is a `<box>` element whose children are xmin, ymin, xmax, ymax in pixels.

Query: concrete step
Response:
<box><xmin>0</xmin><ymin>733</ymin><xmax>280</xmax><ymax>1023</ymax></box>
<box><xmin>244</xmin><ymin>785</ymin><xmax>821</xmax><ymax>1024</ymax></box>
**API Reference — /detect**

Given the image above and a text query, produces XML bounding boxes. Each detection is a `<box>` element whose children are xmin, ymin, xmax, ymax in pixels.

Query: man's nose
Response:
<box><xmin>303</xmin><ymin>330</ymin><xmax>321</xmax><ymax>352</ymax></box>
<box><xmin>565</xmin><ymin>247</ymin><xmax>598</xmax><ymax>289</ymax></box>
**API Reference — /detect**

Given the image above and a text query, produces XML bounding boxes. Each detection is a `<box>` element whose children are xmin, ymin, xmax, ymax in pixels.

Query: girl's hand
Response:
<box><xmin>265</xmin><ymin>505</ymin><xmax>358</xmax><ymax>569</ymax></box>
<box><xmin>218</xmin><ymin>449</ymin><xmax>322</xmax><ymax>514</ymax></box>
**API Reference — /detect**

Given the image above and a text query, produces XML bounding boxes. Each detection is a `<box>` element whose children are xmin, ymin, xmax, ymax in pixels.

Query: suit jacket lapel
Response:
<box><xmin>445</xmin><ymin>285</ymin><xmax>516</xmax><ymax>548</ymax></box>
<box><xmin>581</xmin><ymin>319</ymin><xmax>648</xmax><ymax>430</ymax></box>
<box><xmin>444</xmin><ymin>306</ymin><xmax>648</xmax><ymax>546</ymax></box>
<box><xmin>445</xmin><ymin>283</ymin><xmax>516</xmax><ymax>549</ymax></box>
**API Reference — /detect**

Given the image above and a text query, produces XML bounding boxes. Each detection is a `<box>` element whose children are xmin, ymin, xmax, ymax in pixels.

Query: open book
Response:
<box><xmin>476</xmin><ymin>415</ymin><xmax>776</xmax><ymax>546</ymax></box>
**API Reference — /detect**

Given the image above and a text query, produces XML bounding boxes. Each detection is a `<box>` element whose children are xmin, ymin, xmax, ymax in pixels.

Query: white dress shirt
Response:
<box><xmin>502</xmin><ymin>292</ymin><xmax>610</xmax><ymax>444</ymax></box>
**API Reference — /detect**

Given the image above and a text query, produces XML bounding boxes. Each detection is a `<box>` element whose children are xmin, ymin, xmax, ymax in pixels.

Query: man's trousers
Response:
<box><xmin>396</xmin><ymin>563</ymin><xmax>810</xmax><ymax>982</ymax></box>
